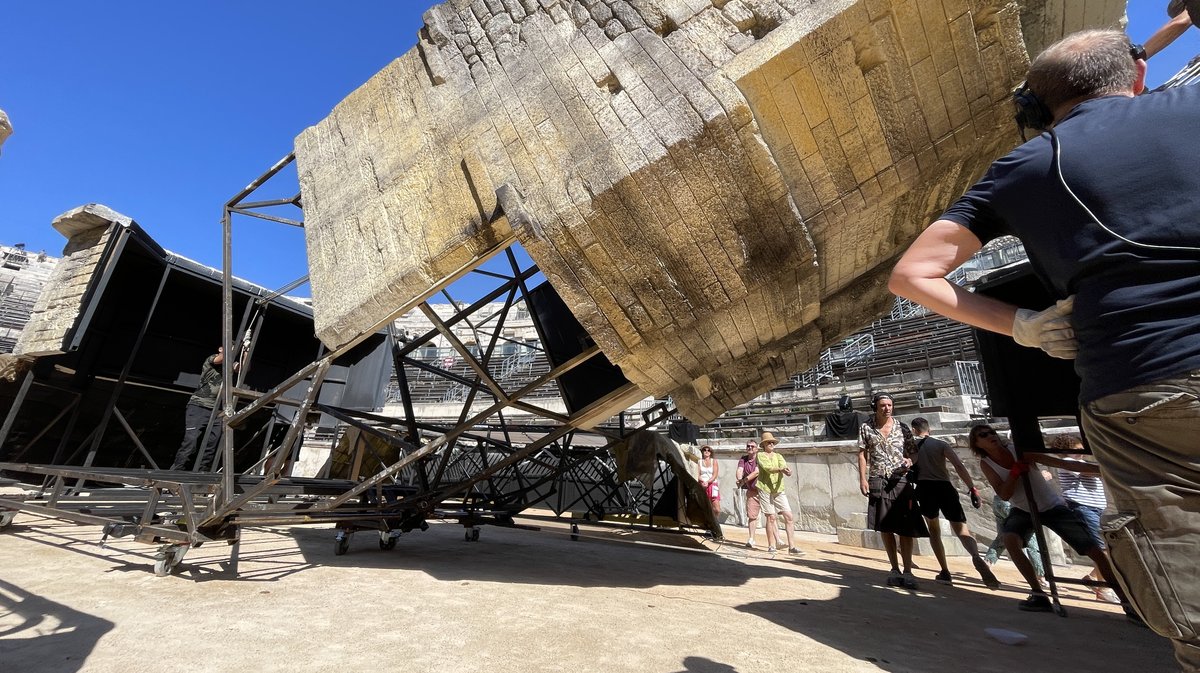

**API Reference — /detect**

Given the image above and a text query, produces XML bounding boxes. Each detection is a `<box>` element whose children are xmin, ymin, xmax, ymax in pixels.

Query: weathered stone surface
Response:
<box><xmin>15</xmin><ymin>205</ymin><xmax>128</xmax><ymax>357</ymax></box>
<box><xmin>0</xmin><ymin>109</ymin><xmax>11</xmax><ymax>154</ymax></box>
<box><xmin>296</xmin><ymin>0</ymin><xmax>1125</xmax><ymax>423</ymax></box>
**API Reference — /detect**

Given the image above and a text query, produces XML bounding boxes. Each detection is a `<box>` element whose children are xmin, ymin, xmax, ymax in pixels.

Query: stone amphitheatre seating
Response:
<box><xmin>389</xmin><ymin>346</ymin><xmax>561</xmax><ymax>406</ymax></box>
<box><xmin>842</xmin><ymin>312</ymin><xmax>977</xmax><ymax>379</ymax></box>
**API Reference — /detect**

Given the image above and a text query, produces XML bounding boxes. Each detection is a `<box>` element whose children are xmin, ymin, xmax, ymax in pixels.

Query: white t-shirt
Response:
<box><xmin>982</xmin><ymin>444</ymin><xmax>1065</xmax><ymax>513</ymax></box>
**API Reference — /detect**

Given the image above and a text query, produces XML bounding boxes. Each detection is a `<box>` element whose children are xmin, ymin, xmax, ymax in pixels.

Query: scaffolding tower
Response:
<box><xmin>0</xmin><ymin>155</ymin><xmax>719</xmax><ymax>576</ymax></box>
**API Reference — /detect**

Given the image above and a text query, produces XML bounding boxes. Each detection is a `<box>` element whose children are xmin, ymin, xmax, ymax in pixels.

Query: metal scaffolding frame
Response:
<box><xmin>0</xmin><ymin>154</ymin><xmax>718</xmax><ymax>576</ymax></box>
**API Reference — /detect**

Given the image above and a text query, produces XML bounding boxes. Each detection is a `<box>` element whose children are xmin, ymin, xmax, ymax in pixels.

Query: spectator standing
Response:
<box><xmin>735</xmin><ymin>440</ymin><xmax>761</xmax><ymax>547</ymax></box>
<box><xmin>756</xmin><ymin>432</ymin><xmax>802</xmax><ymax>555</ymax></box>
<box><xmin>698</xmin><ymin>445</ymin><xmax>721</xmax><ymax>516</ymax></box>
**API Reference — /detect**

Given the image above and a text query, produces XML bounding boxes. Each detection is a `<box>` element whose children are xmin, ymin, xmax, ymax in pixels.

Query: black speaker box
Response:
<box><xmin>525</xmin><ymin>281</ymin><xmax>631</xmax><ymax>415</ymax></box>
<box><xmin>668</xmin><ymin>419</ymin><xmax>700</xmax><ymax>445</ymax></box>
<box><xmin>973</xmin><ymin>262</ymin><xmax>1080</xmax><ymax>450</ymax></box>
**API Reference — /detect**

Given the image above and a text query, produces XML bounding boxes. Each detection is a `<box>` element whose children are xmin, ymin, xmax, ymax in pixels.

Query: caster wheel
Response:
<box><xmin>471</xmin><ymin>528</ymin><xmax>480</xmax><ymax>542</ymax></box>
<box><xmin>334</xmin><ymin>533</ymin><xmax>351</xmax><ymax>556</ymax></box>
<box><xmin>570</xmin><ymin>523</ymin><xmax>580</xmax><ymax>541</ymax></box>
<box><xmin>0</xmin><ymin>511</ymin><xmax>15</xmax><ymax>531</ymax></box>
<box><xmin>153</xmin><ymin>544</ymin><xmax>188</xmax><ymax>577</ymax></box>
<box><xmin>379</xmin><ymin>532</ymin><xmax>398</xmax><ymax>550</ymax></box>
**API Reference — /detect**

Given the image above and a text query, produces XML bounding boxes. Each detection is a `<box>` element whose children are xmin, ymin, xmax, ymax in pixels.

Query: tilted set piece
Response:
<box><xmin>296</xmin><ymin>0</ymin><xmax>1124</xmax><ymax>423</ymax></box>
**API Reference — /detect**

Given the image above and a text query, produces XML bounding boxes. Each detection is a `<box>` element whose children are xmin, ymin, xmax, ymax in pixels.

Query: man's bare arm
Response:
<box><xmin>945</xmin><ymin>450</ymin><xmax>976</xmax><ymax>490</ymax></box>
<box><xmin>1026</xmin><ymin>453</ymin><xmax>1102</xmax><ymax>474</ymax></box>
<box><xmin>1145</xmin><ymin>11</ymin><xmax>1194</xmax><ymax>59</ymax></box>
<box><xmin>888</xmin><ymin>220</ymin><xmax>1020</xmax><ymax>336</ymax></box>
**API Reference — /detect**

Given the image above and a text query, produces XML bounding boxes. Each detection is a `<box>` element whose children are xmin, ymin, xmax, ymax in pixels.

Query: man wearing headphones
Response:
<box><xmin>858</xmin><ymin>393</ymin><xmax>925</xmax><ymax>589</ymax></box>
<box><xmin>889</xmin><ymin>29</ymin><xmax>1200</xmax><ymax>670</ymax></box>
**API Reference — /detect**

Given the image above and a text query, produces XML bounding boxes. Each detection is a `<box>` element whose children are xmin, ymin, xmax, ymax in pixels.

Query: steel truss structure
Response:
<box><xmin>0</xmin><ymin>154</ymin><xmax>719</xmax><ymax>575</ymax></box>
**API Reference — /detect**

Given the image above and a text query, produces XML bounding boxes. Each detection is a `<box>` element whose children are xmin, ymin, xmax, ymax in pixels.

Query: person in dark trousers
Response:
<box><xmin>910</xmin><ymin>417</ymin><xmax>998</xmax><ymax>589</ymax></box>
<box><xmin>170</xmin><ymin>347</ymin><xmax>228</xmax><ymax>472</ymax></box>
<box><xmin>889</xmin><ymin>28</ymin><xmax>1200</xmax><ymax>669</ymax></box>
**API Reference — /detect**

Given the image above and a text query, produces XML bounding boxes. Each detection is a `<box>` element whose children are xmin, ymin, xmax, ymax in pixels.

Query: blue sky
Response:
<box><xmin>2</xmin><ymin>3</ymin><xmax>1197</xmax><ymax>295</ymax></box>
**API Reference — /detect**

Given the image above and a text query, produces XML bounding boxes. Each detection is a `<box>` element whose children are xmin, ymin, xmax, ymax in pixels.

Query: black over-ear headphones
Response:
<box><xmin>871</xmin><ymin>393</ymin><xmax>892</xmax><ymax>411</ymax></box>
<box><xmin>1012</xmin><ymin>43</ymin><xmax>1146</xmax><ymax>139</ymax></box>
<box><xmin>1011</xmin><ymin>82</ymin><xmax>1053</xmax><ymax>137</ymax></box>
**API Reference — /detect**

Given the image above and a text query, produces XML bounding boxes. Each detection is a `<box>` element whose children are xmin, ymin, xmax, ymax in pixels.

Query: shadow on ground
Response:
<box><xmin>736</xmin><ymin>558</ymin><xmax>1176</xmax><ymax>673</ymax></box>
<box><xmin>285</xmin><ymin>522</ymin><xmax>810</xmax><ymax>589</ymax></box>
<box><xmin>0</xmin><ymin>578</ymin><xmax>114</xmax><ymax>673</ymax></box>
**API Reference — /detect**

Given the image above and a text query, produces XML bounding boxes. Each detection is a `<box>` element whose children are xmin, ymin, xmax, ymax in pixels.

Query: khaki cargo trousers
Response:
<box><xmin>1082</xmin><ymin>370</ymin><xmax>1200</xmax><ymax>672</ymax></box>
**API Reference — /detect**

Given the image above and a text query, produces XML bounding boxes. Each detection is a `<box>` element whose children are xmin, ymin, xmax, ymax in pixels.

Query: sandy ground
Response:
<box><xmin>0</xmin><ymin>510</ymin><xmax>1176</xmax><ymax>673</ymax></box>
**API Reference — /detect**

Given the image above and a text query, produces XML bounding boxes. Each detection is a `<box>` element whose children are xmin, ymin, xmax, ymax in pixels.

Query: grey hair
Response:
<box><xmin>1027</xmin><ymin>29</ymin><xmax>1138</xmax><ymax>116</ymax></box>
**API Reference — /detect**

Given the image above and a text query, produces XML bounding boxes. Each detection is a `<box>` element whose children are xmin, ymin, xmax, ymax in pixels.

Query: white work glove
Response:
<box><xmin>1012</xmin><ymin>296</ymin><xmax>1077</xmax><ymax>359</ymax></box>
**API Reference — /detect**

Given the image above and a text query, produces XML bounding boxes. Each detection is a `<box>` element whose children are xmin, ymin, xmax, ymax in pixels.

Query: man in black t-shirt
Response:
<box><xmin>890</xmin><ymin>29</ymin><xmax>1200</xmax><ymax>669</ymax></box>
<box><xmin>170</xmin><ymin>347</ymin><xmax>227</xmax><ymax>472</ymax></box>
<box><xmin>911</xmin><ymin>418</ymin><xmax>997</xmax><ymax>590</ymax></box>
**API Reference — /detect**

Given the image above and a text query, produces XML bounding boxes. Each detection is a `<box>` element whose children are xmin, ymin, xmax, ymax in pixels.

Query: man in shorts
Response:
<box><xmin>755</xmin><ymin>432</ymin><xmax>802</xmax><ymax>555</ymax></box>
<box><xmin>911</xmin><ymin>417</ymin><xmax>999</xmax><ymax>589</ymax></box>
<box><xmin>735</xmin><ymin>440</ymin><xmax>761</xmax><ymax>548</ymax></box>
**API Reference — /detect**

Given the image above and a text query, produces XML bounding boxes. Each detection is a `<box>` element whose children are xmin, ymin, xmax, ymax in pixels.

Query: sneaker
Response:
<box><xmin>1038</xmin><ymin>577</ymin><xmax>1051</xmax><ymax>591</ymax></box>
<box><xmin>984</xmin><ymin>550</ymin><xmax>999</xmax><ymax>565</ymax></box>
<box><xmin>1018</xmin><ymin>593</ymin><xmax>1054</xmax><ymax>612</ymax></box>
<box><xmin>745</xmin><ymin>541</ymin><xmax>755</xmax><ymax>549</ymax></box>
<box><xmin>902</xmin><ymin>571</ymin><xmax>919</xmax><ymax>590</ymax></box>
<box><xmin>886</xmin><ymin>570</ymin><xmax>904</xmax><ymax>587</ymax></box>
<box><xmin>766</xmin><ymin>546</ymin><xmax>776</xmax><ymax>553</ymax></box>
<box><xmin>788</xmin><ymin>547</ymin><xmax>805</xmax><ymax>556</ymax></box>
<box><xmin>935</xmin><ymin>570</ymin><xmax>953</xmax><ymax>584</ymax></box>
<box><xmin>1093</xmin><ymin>586</ymin><xmax>1121</xmax><ymax>604</ymax></box>
<box><xmin>973</xmin><ymin>556</ymin><xmax>1001</xmax><ymax>590</ymax></box>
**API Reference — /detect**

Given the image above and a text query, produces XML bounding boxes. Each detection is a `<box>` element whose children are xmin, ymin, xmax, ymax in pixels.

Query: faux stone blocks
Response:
<box><xmin>295</xmin><ymin>0</ymin><xmax>1125</xmax><ymax>423</ymax></box>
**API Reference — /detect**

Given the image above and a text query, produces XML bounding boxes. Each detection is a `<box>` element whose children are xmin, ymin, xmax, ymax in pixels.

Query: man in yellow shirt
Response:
<box><xmin>756</xmin><ymin>432</ymin><xmax>802</xmax><ymax>555</ymax></box>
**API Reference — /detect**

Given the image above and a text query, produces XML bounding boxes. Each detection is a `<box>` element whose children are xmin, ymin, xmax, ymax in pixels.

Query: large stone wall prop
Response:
<box><xmin>296</xmin><ymin>0</ymin><xmax>1126</xmax><ymax>423</ymax></box>
<box><xmin>15</xmin><ymin>204</ymin><xmax>129</xmax><ymax>357</ymax></box>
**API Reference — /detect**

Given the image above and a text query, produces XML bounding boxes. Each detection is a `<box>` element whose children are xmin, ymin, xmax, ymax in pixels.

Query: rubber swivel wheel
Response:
<box><xmin>379</xmin><ymin>534</ymin><xmax>397</xmax><ymax>550</ymax></box>
<box><xmin>570</xmin><ymin>523</ymin><xmax>580</xmax><ymax>541</ymax></box>
<box><xmin>471</xmin><ymin>528</ymin><xmax>480</xmax><ymax>542</ymax></box>
<box><xmin>0</xmin><ymin>511</ymin><xmax>15</xmax><ymax>531</ymax></box>
<box><xmin>334</xmin><ymin>535</ymin><xmax>351</xmax><ymax>556</ymax></box>
<box><xmin>153</xmin><ymin>545</ymin><xmax>188</xmax><ymax>577</ymax></box>
<box><xmin>153</xmin><ymin>557</ymin><xmax>172</xmax><ymax>577</ymax></box>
